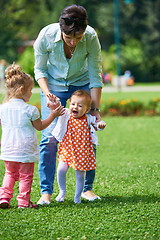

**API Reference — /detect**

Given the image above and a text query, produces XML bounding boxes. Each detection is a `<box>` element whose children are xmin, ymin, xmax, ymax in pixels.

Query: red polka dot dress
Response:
<box><xmin>58</xmin><ymin>115</ymin><xmax>96</xmax><ymax>171</ymax></box>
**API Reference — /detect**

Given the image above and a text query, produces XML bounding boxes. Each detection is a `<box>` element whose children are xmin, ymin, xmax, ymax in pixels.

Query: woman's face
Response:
<box><xmin>62</xmin><ymin>32</ymin><xmax>84</xmax><ymax>48</ymax></box>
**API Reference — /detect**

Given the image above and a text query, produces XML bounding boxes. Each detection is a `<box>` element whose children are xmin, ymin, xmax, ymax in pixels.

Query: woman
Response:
<box><xmin>34</xmin><ymin>4</ymin><xmax>103</xmax><ymax>205</ymax></box>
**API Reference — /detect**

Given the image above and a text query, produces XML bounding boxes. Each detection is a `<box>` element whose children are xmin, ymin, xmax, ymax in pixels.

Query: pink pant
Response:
<box><xmin>0</xmin><ymin>161</ymin><xmax>34</xmax><ymax>207</ymax></box>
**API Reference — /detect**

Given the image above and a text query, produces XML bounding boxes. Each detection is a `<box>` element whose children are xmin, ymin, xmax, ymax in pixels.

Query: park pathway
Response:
<box><xmin>30</xmin><ymin>85</ymin><xmax>160</xmax><ymax>93</ymax></box>
<box><xmin>102</xmin><ymin>85</ymin><xmax>160</xmax><ymax>93</ymax></box>
<box><xmin>0</xmin><ymin>85</ymin><xmax>160</xmax><ymax>93</ymax></box>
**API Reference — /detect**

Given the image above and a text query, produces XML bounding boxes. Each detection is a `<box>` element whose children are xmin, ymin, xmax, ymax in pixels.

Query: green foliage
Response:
<box><xmin>17</xmin><ymin>46</ymin><xmax>39</xmax><ymax>86</ymax></box>
<box><xmin>101</xmin><ymin>98</ymin><xmax>144</xmax><ymax>116</ymax></box>
<box><xmin>100</xmin><ymin>91</ymin><xmax>160</xmax><ymax>116</ymax></box>
<box><xmin>120</xmin><ymin>0</ymin><xmax>160</xmax><ymax>82</ymax></box>
<box><xmin>121</xmin><ymin>39</ymin><xmax>144</xmax><ymax>67</ymax></box>
<box><xmin>102</xmin><ymin>36</ymin><xmax>160</xmax><ymax>83</ymax></box>
<box><xmin>18</xmin><ymin>47</ymin><xmax>34</xmax><ymax>77</ymax></box>
<box><xmin>0</xmin><ymin>1</ymin><xmax>21</xmax><ymax>62</ymax></box>
<box><xmin>101</xmin><ymin>48</ymin><xmax>116</xmax><ymax>75</ymax></box>
<box><xmin>103</xmin><ymin>39</ymin><xmax>142</xmax><ymax>68</ymax></box>
<box><xmin>98</xmin><ymin>0</ymin><xmax>160</xmax><ymax>82</ymax></box>
<box><xmin>102</xmin><ymin>39</ymin><xmax>147</xmax><ymax>82</ymax></box>
<box><xmin>93</xmin><ymin>2</ymin><xmax>114</xmax><ymax>47</ymax></box>
<box><xmin>0</xmin><ymin>0</ymin><xmax>160</xmax><ymax>82</ymax></box>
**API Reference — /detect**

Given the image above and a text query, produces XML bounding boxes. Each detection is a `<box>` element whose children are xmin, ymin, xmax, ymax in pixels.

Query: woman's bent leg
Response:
<box><xmin>83</xmin><ymin>169</ymin><xmax>95</xmax><ymax>192</ymax></box>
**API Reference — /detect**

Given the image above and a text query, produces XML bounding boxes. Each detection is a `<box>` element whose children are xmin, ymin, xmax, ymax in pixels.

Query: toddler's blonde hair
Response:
<box><xmin>70</xmin><ymin>89</ymin><xmax>92</xmax><ymax>108</ymax></box>
<box><xmin>4</xmin><ymin>63</ymin><xmax>33</xmax><ymax>101</ymax></box>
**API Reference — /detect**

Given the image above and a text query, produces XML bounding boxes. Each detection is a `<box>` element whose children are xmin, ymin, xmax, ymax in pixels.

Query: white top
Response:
<box><xmin>0</xmin><ymin>99</ymin><xmax>40</xmax><ymax>163</ymax></box>
<box><xmin>52</xmin><ymin>109</ymin><xmax>104</xmax><ymax>145</ymax></box>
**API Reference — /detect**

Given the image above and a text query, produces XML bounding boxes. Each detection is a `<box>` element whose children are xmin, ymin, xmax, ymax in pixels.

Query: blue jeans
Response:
<box><xmin>39</xmin><ymin>84</ymin><xmax>96</xmax><ymax>195</ymax></box>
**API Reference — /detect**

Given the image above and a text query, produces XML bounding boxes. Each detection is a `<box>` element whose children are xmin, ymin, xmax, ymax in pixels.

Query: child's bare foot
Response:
<box><xmin>81</xmin><ymin>190</ymin><xmax>101</xmax><ymax>201</ymax></box>
<box><xmin>37</xmin><ymin>193</ymin><xmax>51</xmax><ymax>205</ymax></box>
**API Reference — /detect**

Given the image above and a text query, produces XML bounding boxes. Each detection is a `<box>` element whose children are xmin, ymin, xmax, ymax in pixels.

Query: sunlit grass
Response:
<box><xmin>102</xmin><ymin>91</ymin><xmax>160</xmax><ymax>103</ymax></box>
<box><xmin>0</xmin><ymin>92</ymin><xmax>160</xmax><ymax>239</ymax></box>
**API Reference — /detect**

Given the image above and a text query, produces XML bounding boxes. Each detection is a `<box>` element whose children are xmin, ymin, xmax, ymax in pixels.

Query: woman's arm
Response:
<box><xmin>37</xmin><ymin>77</ymin><xmax>50</xmax><ymax>96</ymax></box>
<box><xmin>37</xmin><ymin>78</ymin><xmax>59</xmax><ymax>107</ymax></box>
<box><xmin>90</xmin><ymin>87</ymin><xmax>102</xmax><ymax>122</ymax></box>
<box><xmin>34</xmin><ymin>28</ymin><xmax>58</xmax><ymax>104</ymax></box>
<box><xmin>87</xmin><ymin>29</ymin><xmax>103</xmax><ymax>89</ymax></box>
<box><xmin>86</xmin><ymin>28</ymin><xmax>103</xmax><ymax>121</ymax></box>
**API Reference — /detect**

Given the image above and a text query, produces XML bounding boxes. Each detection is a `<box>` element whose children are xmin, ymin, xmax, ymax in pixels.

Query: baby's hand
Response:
<box><xmin>46</xmin><ymin>93</ymin><xmax>61</xmax><ymax>110</ymax></box>
<box><xmin>97</xmin><ymin>121</ymin><xmax>106</xmax><ymax>129</ymax></box>
<box><xmin>50</xmin><ymin>105</ymin><xmax>65</xmax><ymax>118</ymax></box>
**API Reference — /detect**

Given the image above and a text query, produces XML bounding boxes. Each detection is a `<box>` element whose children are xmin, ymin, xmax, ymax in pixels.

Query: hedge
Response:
<box><xmin>100</xmin><ymin>98</ymin><xmax>160</xmax><ymax>116</ymax></box>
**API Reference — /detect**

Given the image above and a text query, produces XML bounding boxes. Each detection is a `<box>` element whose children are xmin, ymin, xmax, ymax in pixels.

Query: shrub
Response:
<box><xmin>18</xmin><ymin>46</ymin><xmax>39</xmax><ymax>86</ymax></box>
<box><xmin>18</xmin><ymin>47</ymin><xmax>34</xmax><ymax>77</ymax></box>
<box><xmin>100</xmin><ymin>98</ymin><xmax>160</xmax><ymax>116</ymax></box>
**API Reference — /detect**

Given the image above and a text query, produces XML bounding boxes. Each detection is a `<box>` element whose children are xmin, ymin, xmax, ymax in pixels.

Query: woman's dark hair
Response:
<box><xmin>59</xmin><ymin>5</ymin><xmax>88</xmax><ymax>35</ymax></box>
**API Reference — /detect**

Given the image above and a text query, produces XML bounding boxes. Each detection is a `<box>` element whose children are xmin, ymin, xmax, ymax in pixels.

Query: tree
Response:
<box><xmin>0</xmin><ymin>0</ymin><xmax>21</xmax><ymax>62</ymax></box>
<box><xmin>0</xmin><ymin>0</ymin><xmax>160</xmax><ymax>82</ymax></box>
<box><xmin>0</xmin><ymin>0</ymin><xmax>74</xmax><ymax>62</ymax></box>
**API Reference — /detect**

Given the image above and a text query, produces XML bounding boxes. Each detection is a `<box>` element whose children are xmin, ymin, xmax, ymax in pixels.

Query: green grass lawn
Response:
<box><xmin>102</xmin><ymin>91</ymin><xmax>160</xmax><ymax>103</ymax></box>
<box><xmin>0</xmin><ymin>92</ymin><xmax>160</xmax><ymax>239</ymax></box>
<box><xmin>30</xmin><ymin>90</ymin><xmax>160</xmax><ymax>105</ymax></box>
<box><xmin>134</xmin><ymin>82</ymin><xmax>160</xmax><ymax>86</ymax></box>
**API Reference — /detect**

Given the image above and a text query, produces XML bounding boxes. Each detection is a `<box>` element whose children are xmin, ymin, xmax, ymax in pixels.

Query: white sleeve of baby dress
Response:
<box><xmin>87</xmin><ymin>114</ymin><xmax>99</xmax><ymax>145</ymax></box>
<box><xmin>52</xmin><ymin>109</ymin><xmax>70</xmax><ymax>142</ymax></box>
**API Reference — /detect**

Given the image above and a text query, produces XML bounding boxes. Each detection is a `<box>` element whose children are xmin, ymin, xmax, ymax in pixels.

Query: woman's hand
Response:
<box><xmin>46</xmin><ymin>93</ymin><xmax>61</xmax><ymax>110</ymax></box>
<box><xmin>90</xmin><ymin>110</ymin><xmax>101</xmax><ymax>122</ymax></box>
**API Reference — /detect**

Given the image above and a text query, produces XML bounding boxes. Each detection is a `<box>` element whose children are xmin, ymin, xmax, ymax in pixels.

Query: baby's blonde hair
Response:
<box><xmin>70</xmin><ymin>89</ymin><xmax>92</xmax><ymax>108</ymax></box>
<box><xmin>4</xmin><ymin>63</ymin><xmax>34</xmax><ymax>101</ymax></box>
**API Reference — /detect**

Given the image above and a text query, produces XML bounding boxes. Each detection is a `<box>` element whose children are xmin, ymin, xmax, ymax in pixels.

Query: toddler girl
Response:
<box><xmin>52</xmin><ymin>90</ymin><xmax>106</xmax><ymax>203</ymax></box>
<box><xmin>0</xmin><ymin>64</ymin><xmax>64</xmax><ymax>208</ymax></box>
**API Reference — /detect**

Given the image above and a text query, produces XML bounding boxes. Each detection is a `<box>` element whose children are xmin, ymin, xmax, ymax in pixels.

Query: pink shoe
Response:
<box><xmin>0</xmin><ymin>198</ymin><xmax>10</xmax><ymax>209</ymax></box>
<box><xmin>18</xmin><ymin>201</ymin><xmax>38</xmax><ymax>209</ymax></box>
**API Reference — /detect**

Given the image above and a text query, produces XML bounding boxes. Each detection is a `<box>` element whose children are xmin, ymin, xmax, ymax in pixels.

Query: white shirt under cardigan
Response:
<box><xmin>52</xmin><ymin>109</ymin><xmax>102</xmax><ymax>145</ymax></box>
<box><xmin>0</xmin><ymin>99</ymin><xmax>40</xmax><ymax>163</ymax></box>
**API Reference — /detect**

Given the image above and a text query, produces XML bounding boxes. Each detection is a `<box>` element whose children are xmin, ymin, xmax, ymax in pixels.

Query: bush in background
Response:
<box><xmin>18</xmin><ymin>46</ymin><xmax>36</xmax><ymax>82</ymax></box>
<box><xmin>100</xmin><ymin>97</ymin><xmax>160</xmax><ymax>116</ymax></box>
<box><xmin>102</xmin><ymin>38</ymin><xmax>160</xmax><ymax>83</ymax></box>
